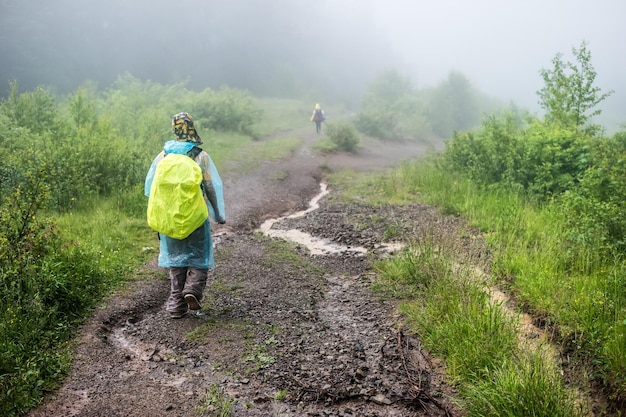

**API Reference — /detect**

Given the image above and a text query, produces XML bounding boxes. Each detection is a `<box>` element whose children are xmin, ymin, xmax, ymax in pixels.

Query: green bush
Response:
<box><xmin>355</xmin><ymin>70</ymin><xmax>432</xmax><ymax>140</ymax></box>
<box><xmin>356</xmin><ymin>69</ymin><xmax>491</xmax><ymax>141</ymax></box>
<box><xmin>426</xmin><ymin>71</ymin><xmax>481</xmax><ymax>138</ymax></box>
<box><xmin>443</xmin><ymin>114</ymin><xmax>591</xmax><ymax>200</ymax></box>
<box><xmin>1</xmin><ymin>81</ymin><xmax>60</xmax><ymax>136</ymax></box>
<box><xmin>0</xmin><ymin>165</ymin><xmax>129</xmax><ymax>416</ymax></box>
<box><xmin>188</xmin><ymin>87</ymin><xmax>262</xmax><ymax>135</ymax></box>
<box><xmin>429</xmin><ymin>43</ymin><xmax>626</xmax><ymax>409</ymax></box>
<box><xmin>101</xmin><ymin>73</ymin><xmax>182</xmax><ymax>141</ymax></box>
<box><xmin>325</xmin><ymin>121</ymin><xmax>360</xmax><ymax>153</ymax></box>
<box><xmin>560</xmin><ymin>131</ymin><xmax>626</xmax><ymax>254</ymax></box>
<box><xmin>443</xmin><ymin>113</ymin><xmax>525</xmax><ymax>188</ymax></box>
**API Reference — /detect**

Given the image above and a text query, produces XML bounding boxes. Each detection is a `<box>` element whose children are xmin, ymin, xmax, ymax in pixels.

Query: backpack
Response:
<box><xmin>147</xmin><ymin>149</ymin><xmax>208</xmax><ymax>240</ymax></box>
<box><xmin>314</xmin><ymin>109</ymin><xmax>324</xmax><ymax>122</ymax></box>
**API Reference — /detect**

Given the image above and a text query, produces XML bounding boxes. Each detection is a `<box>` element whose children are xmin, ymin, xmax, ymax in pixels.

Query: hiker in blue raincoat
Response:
<box><xmin>145</xmin><ymin>112</ymin><xmax>226</xmax><ymax>318</ymax></box>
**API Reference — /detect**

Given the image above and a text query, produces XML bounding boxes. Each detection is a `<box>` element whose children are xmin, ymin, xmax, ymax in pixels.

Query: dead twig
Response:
<box><xmin>396</xmin><ymin>330</ymin><xmax>453</xmax><ymax>417</ymax></box>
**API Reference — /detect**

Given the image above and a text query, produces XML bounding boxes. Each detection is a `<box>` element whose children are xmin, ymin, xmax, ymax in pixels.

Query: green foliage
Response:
<box><xmin>465</xmin><ymin>355</ymin><xmax>582</xmax><ymax>417</ymax></box>
<box><xmin>324</xmin><ymin>121</ymin><xmax>360</xmax><ymax>153</ymax></box>
<box><xmin>189</xmin><ymin>87</ymin><xmax>262</xmax><ymax>135</ymax></box>
<box><xmin>0</xmin><ymin>167</ymin><xmax>53</xmax><ymax>305</ymax></box>
<box><xmin>373</xmin><ymin>245</ymin><xmax>446</xmax><ymax>298</ymax></box>
<box><xmin>0</xmin><ymin>81</ymin><xmax>149</xmax><ymax>212</ymax></box>
<box><xmin>97</xmin><ymin>75</ymin><xmax>262</xmax><ymax>143</ymax></box>
<box><xmin>374</xmin><ymin>239</ymin><xmax>582</xmax><ymax>416</ymax></box>
<box><xmin>67</xmin><ymin>85</ymin><xmax>97</xmax><ymax>131</ymax></box>
<box><xmin>0</xmin><ymin>168</ymin><xmax>125</xmax><ymax>416</ymax></box>
<box><xmin>1</xmin><ymin>80</ymin><xmax>60</xmax><ymax>136</ymax></box>
<box><xmin>1</xmin><ymin>77</ymin><xmax>248</xmax><ymax>212</ymax></box>
<box><xmin>521</xmin><ymin>121</ymin><xmax>591</xmax><ymax>196</ymax></box>
<box><xmin>376</xmin><ymin>148</ymin><xmax>625</xmax><ymax>413</ymax></box>
<box><xmin>433</xmin><ymin>50</ymin><xmax>626</xmax><ymax>407</ymax></box>
<box><xmin>355</xmin><ymin>69</ymin><xmax>431</xmax><ymax>140</ymax></box>
<box><xmin>538</xmin><ymin>41</ymin><xmax>613</xmax><ymax>132</ymax></box>
<box><xmin>560</xmin><ymin>131</ymin><xmax>626</xmax><ymax>254</ymax></box>
<box><xmin>355</xmin><ymin>69</ymin><xmax>489</xmax><ymax>141</ymax></box>
<box><xmin>427</xmin><ymin>71</ymin><xmax>481</xmax><ymax>138</ymax></box>
<box><xmin>101</xmin><ymin>73</ymin><xmax>183</xmax><ymax>142</ymax></box>
<box><xmin>444</xmin><ymin>113</ymin><xmax>525</xmax><ymax>188</ymax></box>
<box><xmin>311</xmin><ymin>137</ymin><xmax>337</xmax><ymax>154</ymax></box>
<box><xmin>444</xmin><ymin>113</ymin><xmax>592</xmax><ymax>199</ymax></box>
<box><xmin>195</xmin><ymin>383</ymin><xmax>235</xmax><ymax>417</ymax></box>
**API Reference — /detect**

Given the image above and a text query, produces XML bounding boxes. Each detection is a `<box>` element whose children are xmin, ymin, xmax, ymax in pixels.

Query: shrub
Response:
<box><xmin>560</xmin><ymin>131</ymin><xmax>626</xmax><ymax>254</ymax></box>
<box><xmin>443</xmin><ymin>112</ymin><xmax>525</xmax><ymax>188</ymax></box>
<box><xmin>426</xmin><ymin>71</ymin><xmax>481</xmax><ymax>138</ymax></box>
<box><xmin>0</xmin><ymin>164</ymin><xmax>126</xmax><ymax>416</ymax></box>
<box><xmin>189</xmin><ymin>87</ymin><xmax>262</xmax><ymax>135</ymax></box>
<box><xmin>520</xmin><ymin>121</ymin><xmax>590</xmax><ymax>197</ymax></box>
<box><xmin>0</xmin><ymin>81</ymin><xmax>60</xmax><ymax>136</ymax></box>
<box><xmin>325</xmin><ymin>121</ymin><xmax>360</xmax><ymax>153</ymax></box>
<box><xmin>443</xmin><ymin>113</ymin><xmax>592</xmax><ymax>200</ymax></box>
<box><xmin>355</xmin><ymin>69</ymin><xmax>431</xmax><ymax>140</ymax></box>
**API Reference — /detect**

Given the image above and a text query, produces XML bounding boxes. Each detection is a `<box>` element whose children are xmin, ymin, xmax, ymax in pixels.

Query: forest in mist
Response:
<box><xmin>1</xmin><ymin>0</ymin><xmax>625</xmax><ymax>130</ymax></box>
<box><xmin>0</xmin><ymin>0</ymin><xmax>395</xmax><ymax>105</ymax></box>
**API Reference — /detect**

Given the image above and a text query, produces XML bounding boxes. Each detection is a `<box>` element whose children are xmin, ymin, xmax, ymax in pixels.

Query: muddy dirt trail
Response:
<box><xmin>28</xmin><ymin>128</ymin><xmax>477</xmax><ymax>417</ymax></box>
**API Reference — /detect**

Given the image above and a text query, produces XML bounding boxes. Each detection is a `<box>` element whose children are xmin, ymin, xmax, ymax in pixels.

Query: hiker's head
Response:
<box><xmin>172</xmin><ymin>112</ymin><xmax>202</xmax><ymax>144</ymax></box>
<box><xmin>315</xmin><ymin>103</ymin><xmax>321</xmax><ymax>110</ymax></box>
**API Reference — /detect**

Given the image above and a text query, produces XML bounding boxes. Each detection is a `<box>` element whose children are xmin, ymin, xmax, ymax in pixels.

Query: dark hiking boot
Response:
<box><xmin>169</xmin><ymin>310</ymin><xmax>186</xmax><ymax>319</ymax></box>
<box><xmin>184</xmin><ymin>294</ymin><xmax>201</xmax><ymax>311</ymax></box>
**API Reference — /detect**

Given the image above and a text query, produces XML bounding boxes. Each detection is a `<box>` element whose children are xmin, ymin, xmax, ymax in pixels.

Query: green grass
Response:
<box><xmin>352</xmin><ymin>155</ymin><xmax>625</xmax><ymax>414</ymax></box>
<box><xmin>374</xmin><ymin>239</ymin><xmax>586</xmax><ymax>416</ymax></box>
<box><xmin>0</xmin><ymin>188</ymin><xmax>157</xmax><ymax>416</ymax></box>
<box><xmin>312</xmin><ymin>137</ymin><xmax>339</xmax><ymax>154</ymax></box>
<box><xmin>274</xmin><ymin>389</ymin><xmax>289</xmax><ymax>401</ymax></box>
<box><xmin>195</xmin><ymin>383</ymin><xmax>235</xmax><ymax>417</ymax></box>
<box><xmin>205</xmin><ymin>131</ymin><xmax>301</xmax><ymax>175</ymax></box>
<box><xmin>252</xmin><ymin>97</ymin><xmax>313</xmax><ymax>136</ymax></box>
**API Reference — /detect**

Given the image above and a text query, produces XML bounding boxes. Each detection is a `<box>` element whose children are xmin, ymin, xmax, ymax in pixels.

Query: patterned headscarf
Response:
<box><xmin>172</xmin><ymin>112</ymin><xmax>202</xmax><ymax>144</ymax></box>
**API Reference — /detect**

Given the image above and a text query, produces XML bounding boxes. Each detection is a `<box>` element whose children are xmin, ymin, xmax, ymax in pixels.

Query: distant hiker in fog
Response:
<box><xmin>145</xmin><ymin>112</ymin><xmax>226</xmax><ymax>319</ymax></box>
<box><xmin>310</xmin><ymin>103</ymin><xmax>326</xmax><ymax>134</ymax></box>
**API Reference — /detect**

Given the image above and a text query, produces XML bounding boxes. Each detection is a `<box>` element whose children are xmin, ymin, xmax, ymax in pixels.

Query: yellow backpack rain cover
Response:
<box><xmin>147</xmin><ymin>153</ymin><xmax>208</xmax><ymax>240</ymax></box>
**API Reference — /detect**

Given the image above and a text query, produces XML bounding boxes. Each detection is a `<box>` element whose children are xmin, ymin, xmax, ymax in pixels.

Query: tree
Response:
<box><xmin>428</xmin><ymin>71</ymin><xmax>480</xmax><ymax>137</ymax></box>
<box><xmin>537</xmin><ymin>42</ymin><xmax>613</xmax><ymax>131</ymax></box>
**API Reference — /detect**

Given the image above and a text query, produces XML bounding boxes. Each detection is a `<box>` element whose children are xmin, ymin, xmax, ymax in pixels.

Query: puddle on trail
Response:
<box><xmin>258</xmin><ymin>182</ymin><xmax>402</xmax><ymax>256</ymax></box>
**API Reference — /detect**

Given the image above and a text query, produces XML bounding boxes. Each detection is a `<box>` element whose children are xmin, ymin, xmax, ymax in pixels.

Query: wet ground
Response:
<box><xmin>27</xmin><ymin>129</ymin><xmax>482</xmax><ymax>416</ymax></box>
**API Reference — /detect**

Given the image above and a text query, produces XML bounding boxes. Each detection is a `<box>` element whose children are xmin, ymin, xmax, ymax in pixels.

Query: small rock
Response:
<box><xmin>371</xmin><ymin>393</ymin><xmax>392</xmax><ymax>405</ymax></box>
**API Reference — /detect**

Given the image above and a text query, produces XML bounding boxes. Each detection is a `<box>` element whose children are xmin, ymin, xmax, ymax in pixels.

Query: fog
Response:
<box><xmin>1</xmin><ymin>0</ymin><xmax>624</xmax><ymax>126</ymax></box>
<box><xmin>368</xmin><ymin>0</ymin><xmax>626</xmax><ymax>113</ymax></box>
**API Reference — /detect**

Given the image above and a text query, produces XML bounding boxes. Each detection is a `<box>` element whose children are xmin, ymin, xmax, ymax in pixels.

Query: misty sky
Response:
<box><xmin>365</xmin><ymin>0</ymin><xmax>625</xmax><ymax>112</ymax></box>
<box><xmin>1</xmin><ymin>0</ymin><xmax>624</xmax><ymax>126</ymax></box>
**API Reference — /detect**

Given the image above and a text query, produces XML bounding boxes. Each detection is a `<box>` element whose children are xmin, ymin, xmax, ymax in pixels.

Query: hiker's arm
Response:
<box><xmin>197</xmin><ymin>151</ymin><xmax>226</xmax><ymax>224</ymax></box>
<box><xmin>203</xmin><ymin>181</ymin><xmax>225</xmax><ymax>223</ymax></box>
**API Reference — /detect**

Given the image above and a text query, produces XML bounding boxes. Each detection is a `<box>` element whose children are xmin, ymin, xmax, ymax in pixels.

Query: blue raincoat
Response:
<box><xmin>145</xmin><ymin>140</ymin><xmax>225</xmax><ymax>269</ymax></box>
